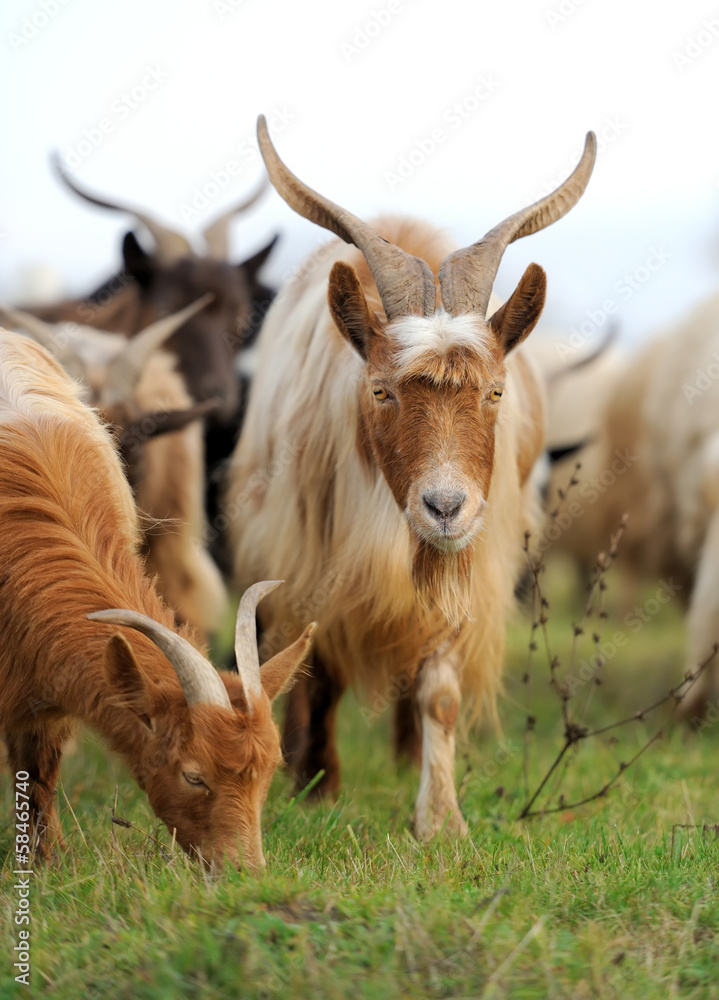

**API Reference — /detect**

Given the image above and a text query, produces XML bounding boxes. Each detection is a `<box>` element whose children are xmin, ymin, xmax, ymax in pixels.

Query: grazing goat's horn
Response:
<box><xmin>438</xmin><ymin>132</ymin><xmax>597</xmax><ymax>318</ymax></box>
<box><xmin>104</xmin><ymin>294</ymin><xmax>214</xmax><ymax>404</ymax></box>
<box><xmin>202</xmin><ymin>175</ymin><xmax>270</xmax><ymax>260</ymax></box>
<box><xmin>257</xmin><ymin>115</ymin><xmax>436</xmax><ymax>321</ymax></box>
<box><xmin>0</xmin><ymin>306</ymin><xmax>88</xmax><ymax>383</ymax></box>
<box><xmin>87</xmin><ymin>609</ymin><xmax>232</xmax><ymax>710</ymax></box>
<box><xmin>51</xmin><ymin>153</ymin><xmax>193</xmax><ymax>263</ymax></box>
<box><xmin>234</xmin><ymin>580</ymin><xmax>284</xmax><ymax>711</ymax></box>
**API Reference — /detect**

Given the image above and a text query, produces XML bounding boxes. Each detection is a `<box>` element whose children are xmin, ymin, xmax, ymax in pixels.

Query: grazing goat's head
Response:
<box><xmin>89</xmin><ymin>582</ymin><xmax>315</xmax><ymax>871</ymax></box>
<box><xmin>257</xmin><ymin>117</ymin><xmax>595</xmax><ymax>568</ymax></box>
<box><xmin>52</xmin><ymin>156</ymin><xmax>278</xmax><ymax>423</ymax></box>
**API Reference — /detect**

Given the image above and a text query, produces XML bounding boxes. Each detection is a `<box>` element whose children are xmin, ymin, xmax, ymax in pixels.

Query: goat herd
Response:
<box><xmin>1</xmin><ymin>117</ymin><xmax>715</xmax><ymax>872</ymax></box>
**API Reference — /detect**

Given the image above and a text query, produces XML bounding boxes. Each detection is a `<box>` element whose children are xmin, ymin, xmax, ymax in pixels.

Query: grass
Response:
<box><xmin>2</xmin><ymin>557</ymin><xmax>718</xmax><ymax>999</ymax></box>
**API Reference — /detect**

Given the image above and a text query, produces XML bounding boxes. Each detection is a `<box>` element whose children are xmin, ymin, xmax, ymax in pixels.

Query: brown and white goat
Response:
<box><xmin>0</xmin><ymin>330</ymin><xmax>314</xmax><ymax>869</ymax></box>
<box><xmin>539</xmin><ymin>293</ymin><xmax>719</xmax><ymax>720</ymax></box>
<box><xmin>1</xmin><ymin>301</ymin><xmax>228</xmax><ymax>641</ymax></box>
<box><xmin>227</xmin><ymin>117</ymin><xmax>596</xmax><ymax>839</ymax></box>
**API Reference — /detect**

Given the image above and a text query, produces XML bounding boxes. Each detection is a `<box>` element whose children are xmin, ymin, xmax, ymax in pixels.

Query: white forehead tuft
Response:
<box><xmin>388</xmin><ymin>311</ymin><xmax>493</xmax><ymax>369</ymax></box>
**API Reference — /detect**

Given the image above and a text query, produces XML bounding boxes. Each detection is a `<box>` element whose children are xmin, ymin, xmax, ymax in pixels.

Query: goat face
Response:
<box><xmin>125</xmin><ymin>235</ymin><xmax>276</xmax><ymax>424</ymax></box>
<box><xmin>329</xmin><ymin>260</ymin><xmax>546</xmax><ymax>553</ymax></box>
<box><xmin>138</xmin><ymin>692</ymin><xmax>281</xmax><ymax>872</ymax></box>
<box><xmin>97</xmin><ymin>608</ymin><xmax>315</xmax><ymax>871</ymax></box>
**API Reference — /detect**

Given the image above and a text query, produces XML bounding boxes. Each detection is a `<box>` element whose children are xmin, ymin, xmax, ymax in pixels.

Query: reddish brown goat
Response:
<box><xmin>0</xmin><ymin>330</ymin><xmax>314</xmax><ymax>870</ymax></box>
<box><xmin>1</xmin><ymin>299</ymin><xmax>229</xmax><ymax>640</ymax></box>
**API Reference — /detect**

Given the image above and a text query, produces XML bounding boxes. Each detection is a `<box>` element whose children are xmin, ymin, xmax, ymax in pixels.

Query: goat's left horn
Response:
<box><xmin>438</xmin><ymin>131</ymin><xmax>597</xmax><ymax>318</ymax></box>
<box><xmin>104</xmin><ymin>294</ymin><xmax>214</xmax><ymax>404</ymax></box>
<box><xmin>87</xmin><ymin>609</ymin><xmax>232</xmax><ymax>710</ymax></box>
<box><xmin>0</xmin><ymin>306</ymin><xmax>88</xmax><ymax>383</ymax></box>
<box><xmin>51</xmin><ymin>153</ymin><xmax>193</xmax><ymax>263</ymax></box>
<box><xmin>234</xmin><ymin>580</ymin><xmax>284</xmax><ymax>712</ymax></box>
<box><xmin>257</xmin><ymin>115</ymin><xmax>436</xmax><ymax>321</ymax></box>
<box><xmin>202</xmin><ymin>175</ymin><xmax>270</xmax><ymax>260</ymax></box>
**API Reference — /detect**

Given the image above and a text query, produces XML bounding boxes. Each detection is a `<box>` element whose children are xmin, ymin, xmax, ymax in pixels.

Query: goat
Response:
<box><xmin>525</xmin><ymin>331</ymin><xmax>633</xmax><ymax>570</ymax></box>
<box><xmin>1</xmin><ymin>300</ymin><xmax>228</xmax><ymax>640</ymax></box>
<box><xmin>0</xmin><ymin>329</ymin><xmax>314</xmax><ymax>870</ymax></box>
<box><xmin>226</xmin><ymin>117</ymin><xmax>596</xmax><ymax>839</ymax></box>
<box><xmin>542</xmin><ymin>294</ymin><xmax>719</xmax><ymax>720</ymax></box>
<box><xmin>26</xmin><ymin>160</ymin><xmax>280</xmax><ymax>560</ymax></box>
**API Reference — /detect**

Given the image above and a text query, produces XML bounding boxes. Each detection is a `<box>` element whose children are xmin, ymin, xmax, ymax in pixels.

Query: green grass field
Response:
<box><xmin>2</xmin><ymin>558</ymin><xmax>718</xmax><ymax>999</ymax></box>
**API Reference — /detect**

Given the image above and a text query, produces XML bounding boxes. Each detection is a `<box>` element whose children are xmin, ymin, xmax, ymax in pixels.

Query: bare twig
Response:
<box><xmin>518</xmin><ymin>646</ymin><xmax>717</xmax><ymax>819</ymax></box>
<box><xmin>518</xmin><ymin>494</ymin><xmax>716</xmax><ymax>821</ymax></box>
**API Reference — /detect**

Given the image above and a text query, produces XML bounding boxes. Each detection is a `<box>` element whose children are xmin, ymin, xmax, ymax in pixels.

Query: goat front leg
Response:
<box><xmin>5</xmin><ymin>721</ymin><xmax>74</xmax><ymax>860</ymax></box>
<box><xmin>291</xmin><ymin>652</ymin><xmax>346</xmax><ymax>799</ymax></box>
<box><xmin>413</xmin><ymin>648</ymin><xmax>468</xmax><ymax>839</ymax></box>
<box><xmin>393</xmin><ymin>684</ymin><xmax>422</xmax><ymax>766</ymax></box>
<box><xmin>281</xmin><ymin>673</ymin><xmax>309</xmax><ymax>771</ymax></box>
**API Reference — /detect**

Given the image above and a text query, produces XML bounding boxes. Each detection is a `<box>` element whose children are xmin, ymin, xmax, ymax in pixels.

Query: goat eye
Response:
<box><xmin>489</xmin><ymin>387</ymin><xmax>503</xmax><ymax>402</ymax></box>
<box><xmin>182</xmin><ymin>771</ymin><xmax>207</xmax><ymax>788</ymax></box>
<box><xmin>373</xmin><ymin>386</ymin><xmax>390</xmax><ymax>401</ymax></box>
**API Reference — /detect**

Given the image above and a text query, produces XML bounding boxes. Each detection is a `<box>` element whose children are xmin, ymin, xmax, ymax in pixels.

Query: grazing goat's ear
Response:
<box><xmin>261</xmin><ymin>622</ymin><xmax>317</xmax><ymax>702</ymax></box>
<box><xmin>489</xmin><ymin>263</ymin><xmax>546</xmax><ymax>356</ymax></box>
<box><xmin>328</xmin><ymin>262</ymin><xmax>383</xmax><ymax>361</ymax></box>
<box><xmin>103</xmin><ymin>633</ymin><xmax>153</xmax><ymax>728</ymax></box>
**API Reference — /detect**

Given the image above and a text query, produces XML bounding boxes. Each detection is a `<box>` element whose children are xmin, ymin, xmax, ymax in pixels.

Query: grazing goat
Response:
<box><xmin>1</xmin><ymin>301</ymin><xmax>228</xmax><ymax>640</ymax></box>
<box><xmin>227</xmin><ymin>117</ymin><xmax>596</xmax><ymax>839</ymax></box>
<box><xmin>0</xmin><ymin>330</ymin><xmax>314</xmax><ymax>869</ymax></box>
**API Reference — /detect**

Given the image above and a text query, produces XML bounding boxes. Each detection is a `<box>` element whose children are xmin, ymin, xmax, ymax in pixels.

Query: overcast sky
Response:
<box><xmin>2</xmin><ymin>0</ymin><xmax>719</xmax><ymax>349</ymax></box>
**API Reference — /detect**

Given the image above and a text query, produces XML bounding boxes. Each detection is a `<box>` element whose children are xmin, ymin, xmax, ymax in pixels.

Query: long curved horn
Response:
<box><xmin>104</xmin><ymin>293</ymin><xmax>214</xmax><ymax>404</ymax></box>
<box><xmin>202</xmin><ymin>175</ymin><xmax>270</xmax><ymax>260</ymax></box>
<box><xmin>51</xmin><ymin>153</ymin><xmax>192</xmax><ymax>264</ymax></box>
<box><xmin>438</xmin><ymin>132</ymin><xmax>597</xmax><ymax>318</ymax></box>
<box><xmin>87</xmin><ymin>609</ymin><xmax>232</xmax><ymax>710</ymax></box>
<box><xmin>233</xmin><ymin>580</ymin><xmax>284</xmax><ymax>711</ymax></box>
<box><xmin>257</xmin><ymin>115</ymin><xmax>436</xmax><ymax>321</ymax></box>
<box><xmin>546</xmin><ymin>320</ymin><xmax>619</xmax><ymax>385</ymax></box>
<box><xmin>120</xmin><ymin>397</ymin><xmax>221</xmax><ymax>451</ymax></box>
<box><xmin>0</xmin><ymin>306</ymin><xmax>88</xmax><ymax>383</ymax></box>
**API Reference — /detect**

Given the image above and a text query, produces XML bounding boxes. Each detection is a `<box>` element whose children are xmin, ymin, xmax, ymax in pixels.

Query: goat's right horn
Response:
<box><xmin>87</xmin><ymin>609</ymin><xmax>232</xmax><ymax>710</ymax></box>
<box><xmin>233</xmin><ymin>580</ymin><xmax>284</xmax><ymax>712</ymax></box>
<box><xmin>257</xmin><ymin>115</ymin><xmax>436</xmax><ymax>322</ymax></box>
<box><xmin>51</xmin><ymin>153</ymin><xmax>193</xmax><ymax>264</ymax></box>
<box><xmin>104</xmin><ymin>294</ymin><xmax>214</xmax><ymax>404</ymax></box>
<box><xmin>438</xmin><ymin>132</ymin><xmax>597</xmax><ymax>318</ymax></box>
<box><xmin>202</xmin><ymin>175</ymin><xmax>270</xmax><ymax>260</ymax></box>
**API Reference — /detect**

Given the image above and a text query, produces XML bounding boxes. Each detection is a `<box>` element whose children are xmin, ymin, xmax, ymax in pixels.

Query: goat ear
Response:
<box><xmin>103</xmin><ymin>633</ymin><xmax>153</xmax><ymax>728</ymax></box>
<box><xmin>328</xmin><ymin>262</ymin><xmax>382</xmax><ymax>361</ymax></box>
<box><xmin>240</xmin><ymin>234</ymin><xmax>279</xmax><ymax>280</ymax></box>
<box><xmin>488</xmin><ymin>263</ymin><xmax>546</xmax><ymax>356</ymax></box>
<box><xmin>122</xmin><ymin>231</ymin><xmax>154</xmax><ymax>288</ymax></box>
<box><xmin>261</xmin><ymin>622</ymin><xmax>317</xmax><ymax>702</ymax></box>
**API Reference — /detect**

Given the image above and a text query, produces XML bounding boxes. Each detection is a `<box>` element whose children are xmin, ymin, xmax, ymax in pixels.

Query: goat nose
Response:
<box><xmin>422</xmin><ymin>489</ymin><xmax>467</xmax><ymax>523</ymax></box>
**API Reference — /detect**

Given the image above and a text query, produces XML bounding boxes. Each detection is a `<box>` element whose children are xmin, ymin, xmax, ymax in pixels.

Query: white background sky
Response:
<box><xmin>2</xmin><ymin>0</ymin><xmax>719</xmax><ymax>350</ymax></box>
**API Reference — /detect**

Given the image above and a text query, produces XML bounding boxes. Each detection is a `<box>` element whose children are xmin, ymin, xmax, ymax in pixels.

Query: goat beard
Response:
<box><xmin>411</xmin><ymin>536</ymin><xmax>473</xmax><ymax>631</ymax></box>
